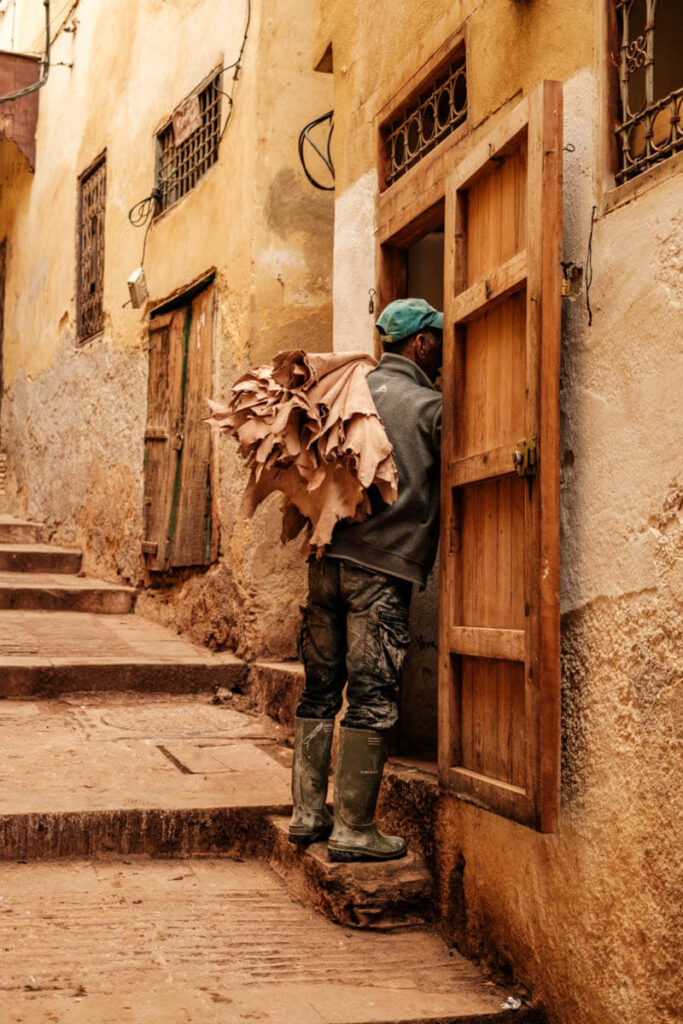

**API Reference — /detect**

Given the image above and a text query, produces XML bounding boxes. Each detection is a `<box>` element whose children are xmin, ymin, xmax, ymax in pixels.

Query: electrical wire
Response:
<box><xmin>217</xmin><ymin>0</ymin><xmax>251</xmax><ymax>144</ymax></box>
<box><xmin>298</xmin><ymin>110</ymin><xmax>334</xmax><ymax>190</ymax></box>
<box><xmin>128</xmin><ymin>188</ymin><xmax>162</xmax><ymax>269</ymax></box>
<box><xmin>585</xmin><ymin>204</ymin><xmax>597</xmax><ymax>327</ymax></box>
<box><xmin>27</xmin><ymin>0</ymin><xmax>75</xmax><ymax>52</ymax></box>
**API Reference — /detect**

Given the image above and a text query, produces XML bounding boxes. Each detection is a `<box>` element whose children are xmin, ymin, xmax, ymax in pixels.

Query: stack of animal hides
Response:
<box><xmin>206</xmin><ymin>349</ymin><xmax>398</xmax><ymax>554</ymax></box>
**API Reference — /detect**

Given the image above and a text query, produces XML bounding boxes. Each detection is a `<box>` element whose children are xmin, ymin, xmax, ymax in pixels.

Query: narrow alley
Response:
<box><xmin>0</xmin><ymin>1</ymin><xmax>680</xmax><ymax>1023</ymax></box>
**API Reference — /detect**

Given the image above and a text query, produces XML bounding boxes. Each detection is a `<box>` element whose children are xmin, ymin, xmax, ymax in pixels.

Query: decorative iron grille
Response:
<box><xmin>615</xmin><ymin>0</ymin><xmax>682</xmax><ymax>183</ymax></box>
<box><xmin>77</xmin><ymin>155</ymin><xmax>106</xmax><ymax>342</ymax></box>
<box><xmin>156</xmin><ymin>76</ymin><xmax>221</xmax><ymax>212</ymax></box>
<box><xmin>382</xmin><ymin>57</ymin><xmax>467</xmax><ymax>188</ymax></box>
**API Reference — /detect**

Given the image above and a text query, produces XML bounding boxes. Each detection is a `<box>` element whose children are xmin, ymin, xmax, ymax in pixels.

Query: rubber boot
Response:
<box><xmin>327</xmin><ymin>725</ymin><xmax>407</xmax><ymax>862</ymax></box>
<box><xmin>288</xmin><ymin>717</ymin><xmax>334</xmax><ymax>845</ymax></box>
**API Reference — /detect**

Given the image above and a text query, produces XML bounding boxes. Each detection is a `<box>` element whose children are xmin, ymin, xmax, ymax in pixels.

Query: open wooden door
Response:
<box><xmin>438</xmin><ymin>81</ymin><xmax>562</xmax><ymax>832</ymax></box>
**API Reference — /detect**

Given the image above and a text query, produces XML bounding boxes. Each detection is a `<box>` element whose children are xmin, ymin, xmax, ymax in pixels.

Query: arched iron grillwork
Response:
<box><xmin>615</xmin><ymin>0</ymin><xmax>682</xmax><ymax>183</ymax></box>
<box><xmin>382</xmin><ymin>57</ymin><xmax>467</xmax><ymax>188</ymax></box>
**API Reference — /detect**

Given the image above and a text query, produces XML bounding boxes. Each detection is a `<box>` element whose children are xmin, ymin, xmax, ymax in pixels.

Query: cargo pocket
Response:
<box><xmin>297</xmin><ymin>605</ymin><xmax>309</xmax><ymax>664</ymax></box>
<box><xmin>376</xmin><ymin>609</ymin><xmax>410</xmax><ymax>680</ymax></box>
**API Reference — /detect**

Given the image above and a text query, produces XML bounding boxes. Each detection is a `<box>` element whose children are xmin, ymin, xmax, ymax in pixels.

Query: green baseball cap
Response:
<box><xmin>376</xmin><ymin>298</ymin><xmax>444</xmax><ymax>343</ymax></box>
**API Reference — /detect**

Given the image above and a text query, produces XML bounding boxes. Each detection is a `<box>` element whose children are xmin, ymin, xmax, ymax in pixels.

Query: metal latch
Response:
<box><xmin>513</xmin><ymin>438</ymin><xmax>538</xmax><ymax>478</ymax></box>
<box><xmin>561</xmin><ymin>261</ymin><xmax>583</xmax><ymax>300</ymax></box>
<box><xmin>171</xmin><ymin>432</ymin><xmax>184</xmax><ymax>451</ymax></box>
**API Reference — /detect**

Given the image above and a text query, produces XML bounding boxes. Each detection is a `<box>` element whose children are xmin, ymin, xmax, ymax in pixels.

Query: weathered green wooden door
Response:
<box><xmin>142</xmin><ymin>284</ymin><xmax>215</xmax><ymax>570</ymax></box>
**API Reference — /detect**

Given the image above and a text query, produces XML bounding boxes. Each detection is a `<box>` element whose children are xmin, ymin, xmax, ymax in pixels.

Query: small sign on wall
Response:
<box><xmin>172</xmin><ymin>96</ymin><xmax>203</xmax><ymax>145</ymax></box>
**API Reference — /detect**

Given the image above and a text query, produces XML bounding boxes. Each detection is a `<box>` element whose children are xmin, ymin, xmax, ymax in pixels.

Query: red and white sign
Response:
<box><xmin>172</xmin><ymin>96</ymin><xmax>202</xmax><ymax>145</ymax></box>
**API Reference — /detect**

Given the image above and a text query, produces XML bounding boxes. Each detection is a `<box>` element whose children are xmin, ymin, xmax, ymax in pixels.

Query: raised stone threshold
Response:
<box><xmin>268</xmin><ymin>815</ymin><xmax>434</xmax><ymax>930</ymax></box>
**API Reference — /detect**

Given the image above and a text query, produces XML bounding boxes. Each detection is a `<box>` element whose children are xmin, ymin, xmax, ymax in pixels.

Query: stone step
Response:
<box><xmin>0</xmin><ymin>571</ymin><xmax>135</xmax><ymax>612</ymax></box>
<box><xmin>0</xmin><ymin>611</ymin><xmax>247</xmax><ymax>697</ymax></box>
<box><xmin>0</xmin><ymin>542</ymin><xmax>82</xmax><ymax>574</ymax></box>
<box><xmin>0</xmin><ymin>694</ymin><xmax>292</xmax><ymax>860</ymax></box>
<box><xmin>249</xmin><ymin>659</ymin><xmax>305</xmax><ymax>734</ymax></box>
<box><xmin>267</xmin><ymin>815</ymin><xmax>434</xmax><ymax>930</ymax></box>
<box><xmin>0</xmin><ymin>515</ymin><xmax>44</xmax><ymax>544</ymax></box>
<box><xmin>0</xmin><ymin>857</ymin><xmax>538</xmax><ymax>1024</ymax></box>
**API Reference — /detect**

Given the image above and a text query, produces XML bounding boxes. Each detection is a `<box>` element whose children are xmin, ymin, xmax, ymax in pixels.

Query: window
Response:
<box><xmin>155</xmin><ymin>74</ymin><xmax>221</xmax><ymax>213</ymax></box>
<box><xmin>614</xmin><ymin>0</ymin><xmax>683</xmax><ymax>183</ymax></box>
<box><xmin>77</xmin><ymin>153</ymin><xmax>106</xmax><ymax>342</ymax></box>
<box><xmin>380</xmin><ymin>52</ymin><xmax>467</xmax><ymax>190</ymax></box>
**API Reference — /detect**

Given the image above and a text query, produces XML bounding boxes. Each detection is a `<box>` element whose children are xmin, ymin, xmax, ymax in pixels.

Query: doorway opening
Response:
<box><xmin>379</xmin><ymin>205</ymin><xmax>444</xmax><ymax>766</ymax></box>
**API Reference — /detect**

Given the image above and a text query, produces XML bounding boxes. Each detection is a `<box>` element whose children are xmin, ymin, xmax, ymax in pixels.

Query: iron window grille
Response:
<box><xmin>382</xmin><ymin>56</ymin><xmax>467</xmax><ymax>189</ymax></box>
<box><xmin>614</xmin><ymin>0</ymin><xmax>682</xmax><ymax>183</ymax></box>
<box><xmin>155</xmin><ymin>75</ymin><xmax>221</xmax><ymax>213</ymax></box>
<box><xmin>77</xmin><ymin>154</ymin><xmax>106</xmax><ymax>342</ymax></box>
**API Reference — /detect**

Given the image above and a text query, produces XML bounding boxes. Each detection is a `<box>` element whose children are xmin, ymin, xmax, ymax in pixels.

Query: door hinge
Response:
<box><xmin>513</xmin><ymin>438</ymin><xmax>538</xmax><ymax>478</ymax></box>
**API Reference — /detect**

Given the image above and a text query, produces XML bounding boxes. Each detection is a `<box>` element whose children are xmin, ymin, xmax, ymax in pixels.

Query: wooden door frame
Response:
<box><xmin>376</xmin><ymin>198</ymin><xmax>446</xmax><ymax>355</ymax></box>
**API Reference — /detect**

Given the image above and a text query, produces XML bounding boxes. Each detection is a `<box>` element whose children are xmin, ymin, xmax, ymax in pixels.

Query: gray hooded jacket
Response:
<box><xmin>325</xmin><ymin>353</ymin><xmax>442</xmax><ymax>587</ymax></box>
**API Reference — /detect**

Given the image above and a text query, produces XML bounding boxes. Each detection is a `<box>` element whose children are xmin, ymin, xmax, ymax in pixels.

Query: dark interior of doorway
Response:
<box><xmin>382</xmin><ymin>218</ymin><xmax>444</xmax><ymax>766</ymax></box>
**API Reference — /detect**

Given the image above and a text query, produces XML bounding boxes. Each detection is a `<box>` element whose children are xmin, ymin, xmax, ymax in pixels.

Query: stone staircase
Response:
<box><xmin>0</xmin><ymin>515</ymin><xmax>541</xmax><ymax>1023</ymax></box>
<box><xmin>0</xmin><ymin>514</ymin><xmax>134</xmax><ymax>613</ymax></box>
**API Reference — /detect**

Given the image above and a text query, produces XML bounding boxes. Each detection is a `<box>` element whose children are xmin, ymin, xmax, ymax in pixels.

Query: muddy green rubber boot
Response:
<box><xmin>288</xmin><ymin>717</ymin><xmax>334</xmax><ymax>845</ymax></box>
<box><xmin>327</xmin><ymin>725</ymin><xmax>407</xmax><ymax>862</ymax></box>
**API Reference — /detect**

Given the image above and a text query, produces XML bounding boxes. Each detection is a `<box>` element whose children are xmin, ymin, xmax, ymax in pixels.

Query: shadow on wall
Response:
<box><xmin>399</xmin><ymin>560</ymin><xmax>439</xmax><ymax>759</ymax></box>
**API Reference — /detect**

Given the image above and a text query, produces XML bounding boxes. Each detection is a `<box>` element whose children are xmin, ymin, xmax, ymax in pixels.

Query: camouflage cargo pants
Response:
<box><xmin>296</xmin><ymin>557</ymin><xmax>412</xmax><ymax>730</ymax></box>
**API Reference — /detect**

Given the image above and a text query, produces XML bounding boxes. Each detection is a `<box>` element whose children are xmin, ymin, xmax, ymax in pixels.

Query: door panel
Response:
<box><xmin>439</xmin><ymin>81</ymin><xmax>562</xmax><ymax>832</ymax></box>
<box><xmin>142</xmin><ymin>308</ymin><xmax>186</xmax><ymax>571</ymax></box>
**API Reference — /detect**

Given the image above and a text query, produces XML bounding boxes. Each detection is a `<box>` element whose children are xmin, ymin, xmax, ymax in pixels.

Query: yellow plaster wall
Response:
<box><xmin>314</xmin><ymin>0</ymin><xmax>594</xmax><ymax>193</ymax></box>
<box><xmin>0</xmin><ymin>0</ymin><xmax>333</xmax><ymax>657</ymax></box>
<box><xmin>315</xmin><ymin>2</ymin><xmax>683</xmax><ymax>1023</ymax></box>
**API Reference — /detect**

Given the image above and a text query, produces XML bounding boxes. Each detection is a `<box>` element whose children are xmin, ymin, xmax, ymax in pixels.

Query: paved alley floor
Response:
<box><xmin>0</xmin><ymin>694</ymin><xmax>292</xmax><ymax>814</ymax></box>
<box><xmin>0</xmin><ymin>858</ymin><xmax>511</xmax><ymax>1024</ymax></box>
<box><xmin>0</xmin><ymin>612</ymin><xmax>246</xmax><ymax>695</ymax></box>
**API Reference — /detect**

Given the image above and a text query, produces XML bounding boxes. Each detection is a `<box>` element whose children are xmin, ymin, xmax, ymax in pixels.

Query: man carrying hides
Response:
<box><xmin>289</xmin><ymin>298</ymin><xmax>444</xmax><ymax>862</ymax></box>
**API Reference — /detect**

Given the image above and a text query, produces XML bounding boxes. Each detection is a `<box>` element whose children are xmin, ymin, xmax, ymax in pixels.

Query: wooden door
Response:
<box><xmin>142</xmin><ymin>285</ymin><xmax>215</xmax><ymax>571</ymax></box>
<box><xmin>438</xmin><ymin>81</ymin><xmax>562</xmax><ymax>832</ymax></box>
